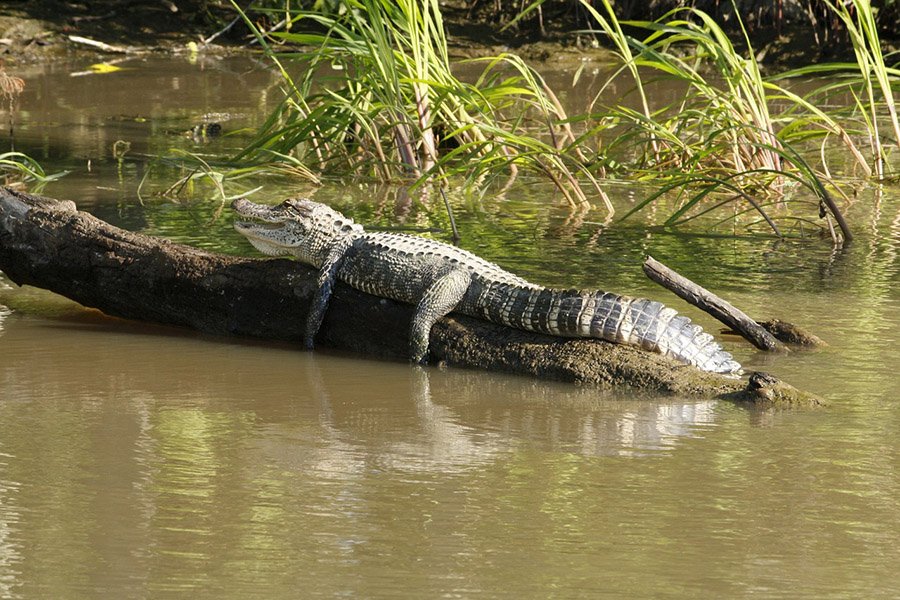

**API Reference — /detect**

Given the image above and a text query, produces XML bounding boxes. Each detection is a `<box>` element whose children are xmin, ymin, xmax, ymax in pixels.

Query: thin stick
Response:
<box><xmin>204</xmin><ymin>1</ymin><xmax>256</xmax><ymax>45</ymax></box>
<box><xmin>818</xmin><ymin>190</ymin><xmax>853</xmax><ymax>243</ymax></box>
<box><xmin>438</xmin><ymin>186</ymin><xmax>459</xmax><ymax>243</ymax></box>
<box><xmin>68</xmin><ymin>35</ymin><xmax>130</xmax><ymax>54</ymax></box>
<box><xmin>643</xmin><ymin>255</ymin><xmax>787</xmax><ymax>352</ymax></box>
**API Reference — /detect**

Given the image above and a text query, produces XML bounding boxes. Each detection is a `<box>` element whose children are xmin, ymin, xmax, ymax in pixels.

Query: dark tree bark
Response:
<box><xmin>0</xmin><ymin>187</ymin><xmax>822</xmax><ymax>407</ymax></box>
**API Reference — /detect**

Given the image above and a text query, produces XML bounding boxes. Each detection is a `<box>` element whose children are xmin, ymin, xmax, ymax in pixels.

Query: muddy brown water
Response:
<box><xmin>1</xmin><ymin>55</ymin><xmax>900</xmax><ymax>598</ymax></box>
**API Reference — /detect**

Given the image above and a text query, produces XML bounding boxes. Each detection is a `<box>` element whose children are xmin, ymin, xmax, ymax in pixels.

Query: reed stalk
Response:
<box><xmin>820</xmin><ymin>0</ymin><xmax>898</xmax><ymax>178</ymax></box>
<box><xmin>229</xmin><ymin>0</ymin><xmax>608</xmax><ymax>209</ymax></box>
<box><xmin>183</xmin><ymin>0</ymin><xmax>894</xmax><ymax>241</ymax></box>
<box><xmin>0</xmin><ymin>63</ymin><xmax>25</xmax><ymax>149</ymax></box>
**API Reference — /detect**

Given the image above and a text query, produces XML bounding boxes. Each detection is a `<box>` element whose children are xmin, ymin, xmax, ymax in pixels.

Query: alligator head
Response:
<box><xmin>232</xmin><ymin>197</ymin><xmax>362</xmax><ymax>267</ymax></box>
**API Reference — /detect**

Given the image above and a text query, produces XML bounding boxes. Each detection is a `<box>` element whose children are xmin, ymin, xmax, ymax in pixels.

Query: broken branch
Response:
<box><xmin>643</xmin><ymin>255</ymin><xmax>788</xmax><ymax>352</ymax></box>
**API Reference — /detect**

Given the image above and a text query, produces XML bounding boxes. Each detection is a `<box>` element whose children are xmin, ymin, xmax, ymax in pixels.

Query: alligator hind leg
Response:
<box><xmin>410</xmin><ymin>269</ymin><xmax>472</xmax><ymax>363</ymax></box>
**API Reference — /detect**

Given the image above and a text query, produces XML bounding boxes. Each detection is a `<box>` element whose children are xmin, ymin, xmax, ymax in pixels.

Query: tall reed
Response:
<box><xmin>593</xmin><ymin>3</ymin><xmax>783</xmax><ymax>174</ymax></box>
<box><xmin>205</xmin><ymin>0</ymin><xmax>895</xmax><ymax>242</ymax></box>
<box><xmin>780</xmin><ymin>0</ymin><xmax>899</xmax><ymax>179</ymax></box>
<box><xmin>231</xmin><ymin>0</ymin><xmax>611</xmax><ymax>209</ymax></box>
<box><xmin>565</xmin><ymin>0</ymin><xmax>868</xmax><ymax>240</ymax></box>
<box><xmin>0</xmin><ymin>62</ymin><xmax>25</xmax><ymax>149</ymax></box>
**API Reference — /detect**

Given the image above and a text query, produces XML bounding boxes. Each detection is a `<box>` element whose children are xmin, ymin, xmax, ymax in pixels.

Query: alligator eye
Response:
<box><xmin>285</xmin><ymin>198</ymin><xmax>312</xmax><ymax>216</ymax></box>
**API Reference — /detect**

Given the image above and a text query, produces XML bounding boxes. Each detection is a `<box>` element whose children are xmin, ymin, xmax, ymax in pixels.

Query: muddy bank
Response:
<box><xmin>2</xmin><ymin>0</ymin><xmax>894</xmax><ymax>66</ymax></box>
<box><xmin>0</xmin><ymin>0</ymin><xmax>227</xmax><ymax>61</ymax></box>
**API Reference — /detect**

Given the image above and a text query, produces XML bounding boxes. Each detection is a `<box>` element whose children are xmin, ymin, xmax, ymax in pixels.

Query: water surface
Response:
<box><xmin>1</xmin><ymin>55</ymin><xmax>900</xmax><ymax>599</ymax></box>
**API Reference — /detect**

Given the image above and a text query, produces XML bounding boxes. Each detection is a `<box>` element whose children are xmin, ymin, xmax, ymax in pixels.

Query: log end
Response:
<box><xmin>728</xmin><ymin>371</ymin><xmax>826</xmax><ymax>408</ymax></box>
<box><xmin>431</xmin><ymin>316</ymin><xmax>825</xmax><ymax>407</ymax></box>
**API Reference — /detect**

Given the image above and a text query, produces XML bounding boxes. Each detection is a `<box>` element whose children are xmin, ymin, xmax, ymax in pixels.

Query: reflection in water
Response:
<box><xmin>2</xmin><ymin>250</ymin><xmax>900</xmax><ymax>597</ymax></box>
<box><xmin>0</xmin><ymin>309</ymin><xmax>727</xmax><ymax>596</ymax></box>
<box><xmin>0</xmin><ymin>446</ymin><xmax>21</xmax><ymax>600</ymax></box>
<box><xmin>405</xmin><ymin>367</ymin><xmax>719</xmax><ymax>460</ymax></box>
<box><xmin>2</xmin><ymin>225</ymin><xmax>900</xmax><ymax>596</ymax></box>
<box><xmin>0</xmin><ymin>279</ymin><xmax>12</xmax><ymax>335</ymax></box>
<box><xmin>0</xmin><ymin>308</ymin><xmax>19</xmax><ymax>595</ymax></box>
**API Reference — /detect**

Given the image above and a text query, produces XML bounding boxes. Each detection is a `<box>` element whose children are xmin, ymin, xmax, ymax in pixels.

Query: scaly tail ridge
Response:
<box><xmin>604</xmin><ymin>297</ymin><xmax>742</xmax><ymax>374</ymax></box>
<box><xmin>478</xmin><ymin>285</ymin><xmax>741</xmax><ymax>374</ymax></box>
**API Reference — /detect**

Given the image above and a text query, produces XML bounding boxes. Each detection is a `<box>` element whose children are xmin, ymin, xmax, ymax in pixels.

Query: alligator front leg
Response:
<box><xmin>304</xmin><ymin>237</ymin><xmax>352</xmax><ymax>349</ymax></box>
<box><xmin>410</xmin><ymin>268</ymin><xmax>472</xmax><ymax>363</ymax></box>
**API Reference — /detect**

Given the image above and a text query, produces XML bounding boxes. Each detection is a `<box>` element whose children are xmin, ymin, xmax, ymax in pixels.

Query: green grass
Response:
<box><xmin>566</xmin><ymin>0</ymin><xmax>893</xmax><ymax>242</ymax></box>
<box><xmin>773</xmin><ymin>0</ymin><xmax>899</xmax><ymax>180</ymax></box>
<box><xmin>228</xmin><ymin>0</ymin><xmax>611</xmax><ymax>210</ymax></box>
<box><xmin>0</xmin><ymin>152</ymin><xmax>68</xmax><ymax>190</ymax></box>
<box><xmin>159</xmin><ymin>0</ymin><xmax>898</xmax><ymax>243</ymax></box>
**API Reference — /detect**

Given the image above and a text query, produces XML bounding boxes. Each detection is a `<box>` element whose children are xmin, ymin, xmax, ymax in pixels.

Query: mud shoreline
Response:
<box><xmin>2</xmin><ymin>0</ymin><xmax>894</xmax><ymax>67</ymax></box>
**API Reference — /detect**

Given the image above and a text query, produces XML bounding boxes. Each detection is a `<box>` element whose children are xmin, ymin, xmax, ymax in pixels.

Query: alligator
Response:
<box><xmin>232</xmin><ymin>197</ymin><xmax>742</xmax><ymax>374</ymax></box>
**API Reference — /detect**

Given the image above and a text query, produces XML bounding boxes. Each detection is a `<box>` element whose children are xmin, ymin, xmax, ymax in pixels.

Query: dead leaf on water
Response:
<box><xmin>90</xmin><ymin>63</ymin><xmax>125</xmax><ymax>74</ymax></box>
<box><xmin>70</xmin><ymin>62</ymin><xmax>132</xmax><ymax>77</ymax></box>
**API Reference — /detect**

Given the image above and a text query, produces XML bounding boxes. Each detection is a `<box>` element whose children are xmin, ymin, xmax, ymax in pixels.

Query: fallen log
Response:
<box><xmin>0</xmin><ymin>187</ymin><xmax>822</xmax><ymax>406</ymax></box>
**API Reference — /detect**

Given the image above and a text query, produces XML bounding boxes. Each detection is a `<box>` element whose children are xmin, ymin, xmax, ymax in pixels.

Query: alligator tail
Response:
<box><xmin>587</xmin><ymin>291</ymin><xmax>742</xmax><ymax>374</ymax></box>
<box><xmin>476</xmin><ymin>284</ymin><xmax>741</xmax><ymax>374</ymax></box>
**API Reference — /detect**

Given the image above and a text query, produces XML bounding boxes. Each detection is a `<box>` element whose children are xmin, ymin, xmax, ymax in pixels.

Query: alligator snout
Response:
<box><xmin>231</xmin><ymin>197</ymin><xmax>254</xmax><ymax>213</ymax></box>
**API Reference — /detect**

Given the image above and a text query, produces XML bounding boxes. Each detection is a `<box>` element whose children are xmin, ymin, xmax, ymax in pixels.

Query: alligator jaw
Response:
<box><xmin>231</xmin><ymin>198</ymin><xmax>295</xmax><ymax>256</ymax></box>
<box><xmin>232</xmin><ymin>197</ymin><xmax>284</xmax><ymax>223</ymax></box>
<box><xmin>232</xmin><ymin>220</ymin><xmax>284</xmax><ymax>232</ymax></box>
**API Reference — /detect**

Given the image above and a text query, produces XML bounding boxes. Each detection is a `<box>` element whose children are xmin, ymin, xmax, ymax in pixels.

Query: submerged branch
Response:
<box><xmin>818</xmin><ymin>190</ymin><xmax>853</xmax><ymax>243</ymax></box>
<box><xmin>759</xmin><ymin>319</ymin><xmax>828</xmax><ymax>348</ymax></box>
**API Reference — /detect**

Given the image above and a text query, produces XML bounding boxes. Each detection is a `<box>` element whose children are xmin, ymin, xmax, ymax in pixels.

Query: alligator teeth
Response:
<box><xmin>234</xmin><ymin>220</ymin><xmax>283</xmax><ymax>230</ymax></box>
